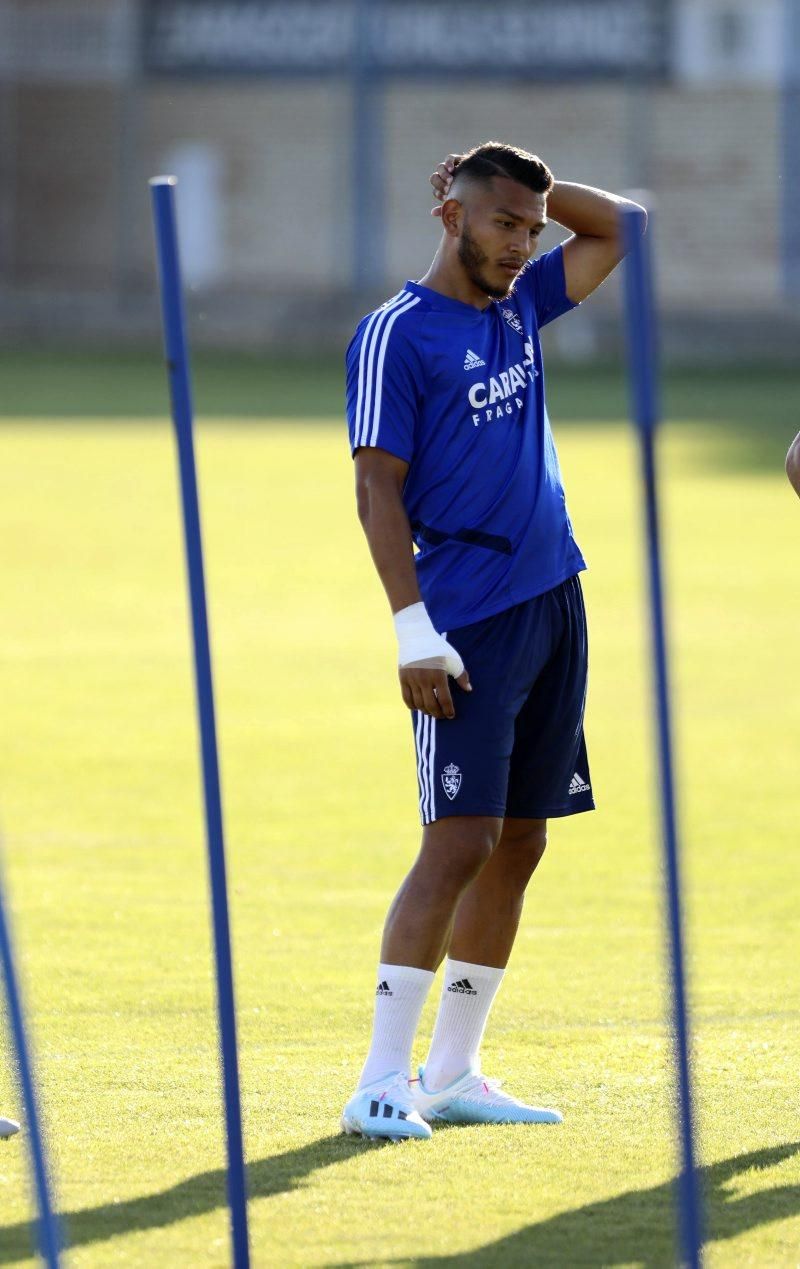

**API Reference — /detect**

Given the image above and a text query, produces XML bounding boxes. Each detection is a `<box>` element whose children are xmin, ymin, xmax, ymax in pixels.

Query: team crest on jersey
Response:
<box><xmin>441</xmin><ymin>763</ymin><xmax>462</xmax><ymax>801</ymax></box>
<box><xmin>501</xmin><ymin>307</ymin><xmax>524</xmax><ymax>334</ymax></box>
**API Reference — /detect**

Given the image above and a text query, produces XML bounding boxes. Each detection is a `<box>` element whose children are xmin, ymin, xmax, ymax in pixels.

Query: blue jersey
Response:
<box><xmin>345</xmin><ymin>244</ymin><xmax>586</xmax><ymax>631</ymax></box>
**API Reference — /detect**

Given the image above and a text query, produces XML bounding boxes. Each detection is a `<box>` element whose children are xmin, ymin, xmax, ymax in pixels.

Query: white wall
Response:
<box><xmin>674</xmin><ymin>0</ymin><xmax>782</xmax><ymax>85</ymax></box>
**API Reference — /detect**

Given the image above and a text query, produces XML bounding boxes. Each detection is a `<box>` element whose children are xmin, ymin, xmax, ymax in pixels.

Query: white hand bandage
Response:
<box><xmin>393</xmin><ymin>602</ymin><xmax>465</xmax><ymax>678</ymax></box>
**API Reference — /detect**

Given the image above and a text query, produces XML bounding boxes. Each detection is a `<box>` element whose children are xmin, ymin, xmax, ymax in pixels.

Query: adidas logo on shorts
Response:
<box><xmin>569</xmin><ymin>771</ymin><xmax>590</xmax><ymax>795</ymax></box>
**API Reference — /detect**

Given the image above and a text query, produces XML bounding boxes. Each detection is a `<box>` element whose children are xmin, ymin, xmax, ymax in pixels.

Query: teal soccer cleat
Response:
<box><xmin>411</xmin><ymin>1068</ymin><xmax>562</xmax><ymax>1125</ymax></box>
<box><xmin>341</xmin><ymin>1072</ymin><xmax>432</xmax><ymax>1141</ymax></box>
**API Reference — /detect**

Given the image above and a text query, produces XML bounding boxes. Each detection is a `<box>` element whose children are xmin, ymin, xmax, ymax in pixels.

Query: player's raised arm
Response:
<box><xmin>786</xmin><ymin>432</ymin><xmax>800</xmax><ymax>497</ymax></box>
<box><xmin>547</xmin><ymin>182</ymin><xmax>646</xmax><ymax>303</ymax></box>
<box><xmin>354</xmin><ymin>448</ymin><xmax>471</xmax><ymax>720</ymax></box>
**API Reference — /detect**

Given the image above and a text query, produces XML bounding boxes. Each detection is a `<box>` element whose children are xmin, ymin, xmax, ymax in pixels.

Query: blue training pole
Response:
<box><xmin>149</xmin><ymin>176</ymin><xmax>250</xmax><ymax>1269</ymax></box>
<box><xmin>621</xmin><ymin>205</ymin><xmax>703</xmax><ymax>1268</ymax></box>
<box><xmin>0</xmin><ymin>866</ymin><xmax>61</xmax><ymax>1267</ymax></box>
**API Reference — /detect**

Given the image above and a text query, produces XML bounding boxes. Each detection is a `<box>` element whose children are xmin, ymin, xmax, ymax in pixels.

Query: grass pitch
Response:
<box><xmin>0</xmin><ymin>355</ymin><xmax>798</xmax><ymax>1266</ymax></box>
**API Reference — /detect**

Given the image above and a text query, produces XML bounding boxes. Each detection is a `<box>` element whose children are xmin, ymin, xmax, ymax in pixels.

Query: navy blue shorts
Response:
<box><xmin>412</xmin><ymin>574</ymin><xmax>594</xmax><ymax>824</ymax></box>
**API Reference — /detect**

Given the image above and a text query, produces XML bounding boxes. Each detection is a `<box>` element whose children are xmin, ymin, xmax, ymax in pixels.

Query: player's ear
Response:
<box><xmin>440</xmin><ymin>197</ymin><xmax>462</xmax><ymax>238</ymax></box>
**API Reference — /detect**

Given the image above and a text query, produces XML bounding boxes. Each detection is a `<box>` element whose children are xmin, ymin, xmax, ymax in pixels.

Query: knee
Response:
<box><xmin>419</xmin><ymin>818</ymin><xmax>501</xmax><ymax>888</ymax></box>
<box><xmin>497</xmin><ymin>819</ymin><xmax>548</xmax><ymax>876</ymax></box>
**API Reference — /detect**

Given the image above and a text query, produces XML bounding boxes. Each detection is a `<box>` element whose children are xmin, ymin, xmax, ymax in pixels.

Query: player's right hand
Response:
<box><xmin>399</xmin><ymin>656</ymin><xmax>472</xmax><ymax>721</ymax></box>
<box><xmin>430</xmin><ymin>154</ymin><xmax>463</xmax><ymax>216</ymax></box>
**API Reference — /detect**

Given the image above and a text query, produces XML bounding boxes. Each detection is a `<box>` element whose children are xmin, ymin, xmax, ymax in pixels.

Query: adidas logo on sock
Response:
<box><xmin>463</xmin><ymin>348</ymin><xmax>486</xmax><ymax>370</ymax></box>
<box><xmin>569</xmin><ymin>771</ymin><xmax>590</xmax><ymax>795</ymax></box>
<box><xmin>376</xmin><ymin>980</ymin><xmax>393</xmax><ymax>996</ymax></box>
<box><xmin>447</xmin><ymin>978</ymin><xmax>478</xmax><ymax>995</ymax></box>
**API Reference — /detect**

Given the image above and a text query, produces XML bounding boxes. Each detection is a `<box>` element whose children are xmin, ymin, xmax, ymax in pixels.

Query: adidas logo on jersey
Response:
<box><xmin>569</xmin><ymin>772</ymin><xmax>590</xmax><ymax>795</ymax></box>
<box><xmin>463</xmin><ymin>348</ymin><xmax>486</xmax><ymax>370</ymax></box>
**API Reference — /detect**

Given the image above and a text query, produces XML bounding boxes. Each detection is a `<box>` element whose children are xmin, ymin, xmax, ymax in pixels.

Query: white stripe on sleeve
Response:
<box><xmin>359</xmin><ymin>296</ymin><xmax>408</xmax><ymax>449</ymax></box>
<box><xmin>354</xmin><ymin>290</ymin><xmax>405</xmax><ymax>448</ymax></box>
<box><xmin>366</xmin><ymin>294</ymin><xmax>421</xmax><ymax>448</ymax></box>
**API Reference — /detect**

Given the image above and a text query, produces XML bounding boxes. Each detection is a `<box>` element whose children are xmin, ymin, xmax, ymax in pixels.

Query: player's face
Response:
<box><xmin>457</xmin><ymin>178</ymin><xmax>548</xmax><ymax>299</ymax></box>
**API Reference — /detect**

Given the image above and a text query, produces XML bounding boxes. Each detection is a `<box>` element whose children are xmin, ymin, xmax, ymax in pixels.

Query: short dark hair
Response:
<box><xmin>453</xmin><ymin>142</ymin><xmax>553</xmax><ymax>196</ymax></box>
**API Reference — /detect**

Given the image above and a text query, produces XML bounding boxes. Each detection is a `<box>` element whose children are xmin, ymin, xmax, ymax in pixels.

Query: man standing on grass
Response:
<box><xmin>342</xmin><ymin>143</ymin><xmax>644</xmax><ymax>1140</ymax></box>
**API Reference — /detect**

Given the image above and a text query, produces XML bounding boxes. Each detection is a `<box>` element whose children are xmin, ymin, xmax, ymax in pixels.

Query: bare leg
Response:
<box><xmin>448</xmin><ymin>818</ymin><xmax>548</xmax><ymax>967</ymax></box>
<box><xmin>380</xmin><ymin>815</ymin><xmax>503</xmax><ymax>970</ymax></box>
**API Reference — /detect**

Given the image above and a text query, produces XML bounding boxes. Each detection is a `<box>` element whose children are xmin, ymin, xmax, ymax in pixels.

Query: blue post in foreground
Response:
<box><xmin>149</xmin><ymin>176</ymin><xmax>250</xmax><ymax>1269</ymax></box>
<box><xmin>0</xmin><ymin>867</ymin><xmax>61</xmax><ymax>1267</ymax></box>
<box><xmin>621</xmin><ymin>205</ymin><xmax>703</xmax><ymax>1268</ymax></box>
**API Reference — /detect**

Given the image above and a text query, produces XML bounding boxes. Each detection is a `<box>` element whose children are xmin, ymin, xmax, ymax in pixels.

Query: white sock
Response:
<box><xmin>358</xmin><ymin>963</ymin><xmax>435</xmax><ymax>1088</ymax></box>
<box><xmin>423</xmin><ymin>957</ymin><xmax>505</xmax><ymax>1091</ymax></box>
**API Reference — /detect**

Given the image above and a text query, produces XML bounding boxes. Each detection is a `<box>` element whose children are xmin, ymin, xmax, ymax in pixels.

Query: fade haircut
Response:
<box><xmin>453</xmin><ymin>142</ymin><xmax>553</xmax><ymax>197</ymax></box>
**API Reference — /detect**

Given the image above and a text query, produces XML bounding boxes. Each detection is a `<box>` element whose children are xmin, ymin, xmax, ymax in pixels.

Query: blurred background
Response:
<box><xmin>2</xmin><ymin>5</ymin><xmax>800</xmax><ymax>1264</ymax></box>
<box><xmin>0</xmin><ymin>0</ymin><xmax>797</xmax><ymax>361</ymax></box>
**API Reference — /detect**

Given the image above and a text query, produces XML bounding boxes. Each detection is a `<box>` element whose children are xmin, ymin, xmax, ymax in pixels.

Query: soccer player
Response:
<box><xmin>786</xmin><ymin>431</ymin><xmax>800</xmax><ymax>496</ymax></box>
<box><xmin>342</xmin><ymin>143</ymin><xmax>645</xmax><ymax>1139</ymax></box>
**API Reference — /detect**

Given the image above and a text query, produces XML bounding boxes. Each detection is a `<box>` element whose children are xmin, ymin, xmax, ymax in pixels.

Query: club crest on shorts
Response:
<box><xmin>441</xmin><ymin>762</ymin><xmax>462</xmax><ymax>801</ymax></box>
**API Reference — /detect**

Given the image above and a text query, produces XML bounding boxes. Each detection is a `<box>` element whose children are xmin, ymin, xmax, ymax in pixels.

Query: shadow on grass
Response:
<box><xmin>1</xmin><ymin>1138</ymin><xmax>797</xmax><ymax>1265</ymax></box>
<box><xmin>0</xmin><ymin>1133</ymin><xmax>369</xmax><ymax>1263</ymax></box>
<box><xmin>340</xmin><ymin>1140</ymin><xmax>800</xmax><ymax>1268</ymax></box>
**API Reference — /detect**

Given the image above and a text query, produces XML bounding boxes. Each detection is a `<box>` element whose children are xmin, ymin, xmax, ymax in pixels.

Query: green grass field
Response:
<box><xmin>0</xmin><ymin>354</ymin><xmax>798</xmax><ymax>1266</ymax></box>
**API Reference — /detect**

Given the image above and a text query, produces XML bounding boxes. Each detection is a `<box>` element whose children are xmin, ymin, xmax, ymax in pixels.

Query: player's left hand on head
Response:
<box><xmin>429</xmin><ymin>154</ymin><xmax>463</xmax><ymax>217</ymax></box>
